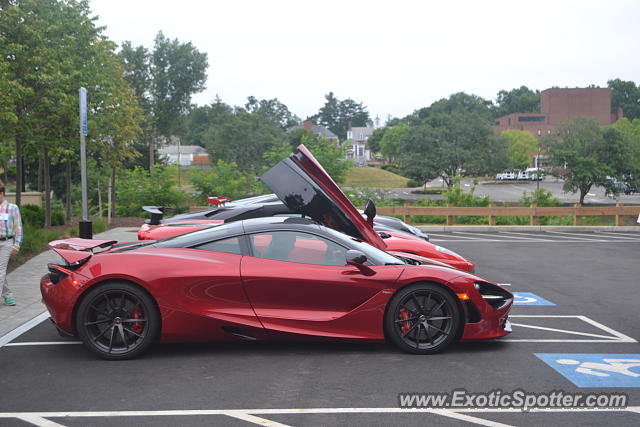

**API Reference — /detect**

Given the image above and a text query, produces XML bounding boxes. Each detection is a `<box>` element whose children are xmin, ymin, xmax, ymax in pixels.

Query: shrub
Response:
<box><xmin>406</xmin><ymin>179</ymin><xmax>421</xmax><ymax>187</ymax></box>
<box><xmin>51</xmin><ymin>210</ymin><xmax>66</xmax><ymax>226</ymax></box>
<box><xmin>116</xmin><ymin>166</ymin><xmax>189</xmax><ymax>217</ymax></box>
<box><xmin>188</xmin><ymin>160</ymin><xmax>262</xmax><ymax>203</ymax></box>
<box><xmin>21</xmin><ymin>204</ymin><xmax>45</xmax><ymax>229</ymax></box>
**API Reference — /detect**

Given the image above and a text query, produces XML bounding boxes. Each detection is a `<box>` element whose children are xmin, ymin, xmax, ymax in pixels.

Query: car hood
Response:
<box><xmin>259</xmin><ymin>144</ymin><xmax>386</xmax><ymax>249</ymax></box>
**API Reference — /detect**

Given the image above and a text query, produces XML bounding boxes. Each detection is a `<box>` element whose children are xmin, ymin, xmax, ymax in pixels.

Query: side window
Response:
<box><xmin>193</xmin><ymin>237</ymin><xmax>242</xmax><ymax>255</ymax></box>
<box><xmin>249</xmin><ymin>231</ymin><xmax>347</xmax><ymax>266</ymax></box>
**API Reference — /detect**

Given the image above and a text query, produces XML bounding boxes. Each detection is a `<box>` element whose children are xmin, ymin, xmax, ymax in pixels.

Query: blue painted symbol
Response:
<box><xmin>513</xmin><ymin>292</ymin><xmax>556</xmax><ymax>306</ymax></box>
<box><xmin>536</xmin><ymin>353</ymin><xmax>640</xmax><ymax>387</ymax></box>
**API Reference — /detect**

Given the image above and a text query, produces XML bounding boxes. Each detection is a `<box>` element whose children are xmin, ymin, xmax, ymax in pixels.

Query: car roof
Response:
<box><xmin>153</xmin><ymin>216</ymin><xmax>326</xmax><ymax>249</ymax></box>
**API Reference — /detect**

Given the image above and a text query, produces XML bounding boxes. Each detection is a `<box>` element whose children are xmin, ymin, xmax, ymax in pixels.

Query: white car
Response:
<box><xmin>517</xmin><ymin>170</ymin><xmax>529</xmax><ymax>180</ymax></box>
<box><xmin>525</xmin><ymin>168</ymin><xmax>544</xmax><ymax>181</ymax></box>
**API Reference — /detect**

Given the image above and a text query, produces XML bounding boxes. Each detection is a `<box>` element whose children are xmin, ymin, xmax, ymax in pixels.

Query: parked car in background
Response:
<box><xmin>525</xmin><ymin>168</ymin><xmax>544</xmax><ymax>181</ymax></box>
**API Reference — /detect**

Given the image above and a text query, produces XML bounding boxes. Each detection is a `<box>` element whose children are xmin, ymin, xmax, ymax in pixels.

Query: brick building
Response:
<box><xmin>493</xmin><ymin>87</ymin><xmax>624</xmax><ymax>137</ymax></box>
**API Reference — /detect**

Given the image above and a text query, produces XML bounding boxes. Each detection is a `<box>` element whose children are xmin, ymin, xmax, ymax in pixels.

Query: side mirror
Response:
<box><xmin>346</xmin><ymin>249</ymin><xmax>368</xmax><ymax>265</ymax></box>
<box><xmin>364</xmin><ymin>199</ymin><xmax>377</xmax><ymax>225</ymax></box>
<box><xmin>346</xmin><ymin>250</ymin><xmax>375</xmax><ymax>276</ymax></box>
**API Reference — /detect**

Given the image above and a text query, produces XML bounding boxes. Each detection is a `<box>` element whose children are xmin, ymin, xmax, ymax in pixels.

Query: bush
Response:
<box><xmin>21</xmin><ymin>204</ymin><xmax>45</xmax><ymax>229</ymax></box>
<box><xmin>406</xmin><ymin>179</ymin><xmax>421</xmax><ymax>187</ymax></box>
<box><xmin>116</xmin><ymin>166</ymin><xmax>189</xmax><ymax>217</ymax></box>
<box><xmin>188</xmin><ymin>160</ymin><xmax>262</xmax><ymax>203</ymax></box>
<box><xmin>51</xmin><ymin>210</ymin><xmax>66</xmax><ymax>226</ymax></box>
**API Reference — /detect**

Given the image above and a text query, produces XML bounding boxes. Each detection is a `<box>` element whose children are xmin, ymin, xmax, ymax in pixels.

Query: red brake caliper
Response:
<box><xmin>131</xmin><ymin>305</ymin><xmax>144</xmax><ymax>334</ymax></box>
<box><xmin>399</xmin><ymin>308</ymin><xmax>411</xmax><ymax>334</ymax></box>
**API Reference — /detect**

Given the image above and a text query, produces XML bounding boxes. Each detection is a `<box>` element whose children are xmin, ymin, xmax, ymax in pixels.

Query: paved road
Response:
<box><xmin>0</xmin><ymin>232</ymin><xmax>639</xmax><ymax>426</ymax></box>
<box><xmin>386</xmin><ymin>177</ymin><xmax>640</xmax><ymax>205</ymax></box>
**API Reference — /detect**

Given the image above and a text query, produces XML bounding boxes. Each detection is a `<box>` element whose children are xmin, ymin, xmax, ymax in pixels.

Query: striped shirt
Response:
<box><xmin>0</xmin><ymin>200</ymin><xmax>23</xmax><ymax>250</ymax></box>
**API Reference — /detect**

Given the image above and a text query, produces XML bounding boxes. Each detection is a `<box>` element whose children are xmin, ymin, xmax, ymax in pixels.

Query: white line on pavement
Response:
<box><xmin>454</xmin><ymin>232</ymin><xmax>553</xmax><ymax>241</ymax></box>
<box><xmin>509</xmin><ymin>323</ymin><xmax>620</xmax><ymax>340</ymax></box>
<box><xmin>0</xmin><ymin>311</ymin><xmax>49</xmax><ymax>348</ymax></box>
<box><xmin>497</xmin><ymin>232</ymin><xmax>556</xmax><ymax>241</ymax></box>
<box><xmin>16</xmin><ymin>414</ymin><xmax>66</xmax><ymax>427</ymax></box>
<box><xmin>224</xmin><ymin>412</ymin><xmax>291</xmax><ymax>427</ymax></box>
<box><xmin>1</xmin><ymin>407</ymin><xmax>639</xmax><ymax>426</ymax></box>
<box><xmin>543</xmin><ymin>231</ymin><xmax>608</xmax><ymax>241</ymax></box>
<box><xmin>594</xmin><ymin>232</ymin><xmax>640</xmax><ymax>240</ymax></box>
<box><xmin>4</xmin><ymin>341</ymin><xmax>81</xmax><ymax>347</ymax></box>
<box><xmin>594</xmin><ymin>231</ymin><xmax>640</xmax><ymax>238</ymax></box>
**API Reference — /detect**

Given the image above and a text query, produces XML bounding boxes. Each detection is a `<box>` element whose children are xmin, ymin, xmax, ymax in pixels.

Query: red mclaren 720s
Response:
<box><xmin>41</xmin><ymin>145</ymin><xmax>512</xmax><ymax>359</ymax></box>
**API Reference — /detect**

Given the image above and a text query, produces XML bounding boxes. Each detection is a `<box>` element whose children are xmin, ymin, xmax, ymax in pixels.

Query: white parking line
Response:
<box><xmin>454</xmin><ymin>232</ymin><xmax>551</xmax><ymax>241</ymax></box>
<box><xmin>503</xmin><ymin>315</ymin><xmax>637</xmax><ymax>343</ymax></box>
<box><xmin>498</xmin><ymin>232</ymin><xmax>555</xmax><ymax>241</ymax></box>
<box><xmin>595</xmin><ymin>231</ymin><xmax>640</xmax><ymax>238</ymax></box>
<box><xmin>594</xmin><ymin>232</ymin><xmax>640</xmax><ymax>240</ymax></box>
<box><xmin>4</xmin><ymin>341</ymin><xmax>81</xmax><ymax>347</ymax></box>
<box><xmin>0</xmin><ymin>311</ymin><xmax>49</xmax><ymax>348</ymax></box>
<box><xmin>429</xmin><ymin>233</ymin><xmax>497</xmax><ymax>241</ymax></box>
<box><xmin>551</xmin><ymin>231</ymin><xmax>640</xmax><ymax>240</ymax></box>
<box><xmin>543</xmin><ymin>231</ymin><xmax>608</xmax><ymax>242</ymax></box>
<box><xmin>1</xmin><ymin>407</ymin><xmax>639</xmax><ymax>427</ymax></box>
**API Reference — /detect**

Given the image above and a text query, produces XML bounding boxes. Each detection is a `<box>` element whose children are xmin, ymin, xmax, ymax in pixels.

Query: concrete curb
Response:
<box><xmin>416</xmin><ymin>225</ymin><xmax>640</xmax><ymax>232</ymax></box>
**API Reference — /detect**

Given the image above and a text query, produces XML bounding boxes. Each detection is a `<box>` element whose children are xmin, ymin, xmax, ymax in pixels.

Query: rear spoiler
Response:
<box><xmin>48</xmin><ymin>238</ymin><xmax>117</xmax><ymax>265</ymax></box>
<box><xmin>142</xmin><ymin>206</ymin><xmax>173</xmax><ymax>225</ymax></box>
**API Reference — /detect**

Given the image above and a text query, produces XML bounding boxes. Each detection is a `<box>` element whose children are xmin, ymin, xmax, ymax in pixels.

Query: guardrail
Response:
<box><xmin>376</xmin><ymin>203</ymin><xmax>640</xmax><ymax>226</ymax></box>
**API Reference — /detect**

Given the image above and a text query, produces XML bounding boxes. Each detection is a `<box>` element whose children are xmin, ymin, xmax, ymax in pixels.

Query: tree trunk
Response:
<box><xmin>37</xmin><ymin>157</ymin><xmax>43</xmax><ymax>192</ymax></box>
<box><xmin>43</xmin><ymin>147</ymin><xmax>51</xmax><ymax>227</ymax></box>
<box><xmin>97</xmin><ymin>178</ymin><xmax>102</xmax><ymax>219</ymax></box>
<box><xmin>110</xmin><ymin>166</ymin><xmax>116</xmax><ymax>219</ymax></box>
<box><xmin>15</xmin><ymin>128</ymin><xmax>23</xmax><ymax>206</ymax></box>
<box><xmin>65</xmin><ymin>161</ymin><xmax>71</xmax><ymax>222</ymax></box>
<box><xmin>149</xmin><ymin>131</ymin><xmax>155</xmax><ymax>169</ymax></box>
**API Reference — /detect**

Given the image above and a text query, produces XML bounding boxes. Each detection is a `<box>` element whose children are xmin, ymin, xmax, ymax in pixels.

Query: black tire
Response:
<box><xmin>75</xmin><ymin>281</ymin><xmax>160</xmax><ymax>360</ymax></box>
<box><xmin>385</xmin><ymin>283</ymin><xmax>461</xmax><ymax>354</ymax></box>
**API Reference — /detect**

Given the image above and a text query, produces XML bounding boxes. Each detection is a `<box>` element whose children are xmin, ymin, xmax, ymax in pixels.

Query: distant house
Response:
<box><xmin>159</xmin><ymin>145</ymin><xmax>209</xmax><ymax>166</ymax></box>
<box><xmin>288</xmin><ymin>119</ymin><xmax>338</xmax><ymax>143</ymax></box>
<box><xmin>345</xmin><ymin>125</ymin><xmax>375</xmax><ymax>166</ymax></box>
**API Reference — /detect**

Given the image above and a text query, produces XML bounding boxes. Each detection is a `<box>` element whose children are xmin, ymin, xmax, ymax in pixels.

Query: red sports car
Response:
<box><xmin>41</xmin><ymin>145</ymin><xmax>511</xmax><ymax>359</ymax></box>
<box><xmin>137</xmin><ymin>195</ymin><xmax>474</xmax><ymax>273</ymax></box>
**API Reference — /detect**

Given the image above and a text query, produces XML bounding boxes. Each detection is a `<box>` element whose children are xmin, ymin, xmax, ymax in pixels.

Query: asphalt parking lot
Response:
<box><xmin>1</xmin><ymin>231</ymin><xmax>639</xmax><ymax>426</ymax></box>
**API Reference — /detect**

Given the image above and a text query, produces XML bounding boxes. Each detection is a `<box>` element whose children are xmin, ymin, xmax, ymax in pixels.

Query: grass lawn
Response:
<box><xmin>343</xmin><ymin>167</ymin><xmax>410</xmax><ymax>188</ymax></box>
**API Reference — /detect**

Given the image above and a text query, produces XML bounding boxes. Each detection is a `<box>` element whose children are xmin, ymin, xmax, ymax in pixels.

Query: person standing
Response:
<box><xmin>0</xmin><ymin>182</ymin><xmax>22</xmax><ymax>306</ymax></box>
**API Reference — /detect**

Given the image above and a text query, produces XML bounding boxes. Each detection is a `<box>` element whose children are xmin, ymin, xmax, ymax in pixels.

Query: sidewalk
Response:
<box><xmin>0</xmin><ymin>227</ymin><xmax>139</xmax><ymax>338</ymax></box>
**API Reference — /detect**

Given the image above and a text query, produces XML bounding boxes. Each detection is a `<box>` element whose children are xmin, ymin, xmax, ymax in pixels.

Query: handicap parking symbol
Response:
<box><xmin>513</xmin><ymin>292</ymin><xmax>555</xmax><ymax>306</ymax></box>
<box><xmin>536</xmin><ymin>353</ymin><xmax>640</xmax><ymax>387</ymax></box>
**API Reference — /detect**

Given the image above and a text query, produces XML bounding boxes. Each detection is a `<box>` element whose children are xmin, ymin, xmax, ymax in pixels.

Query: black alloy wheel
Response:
<box><xmin>385</xmin><ymin>283</ymin><xmax>460</xmax><ymax>354</ymax></box>
<box><xmin>75</xmin><ymin>282</ymin><xmax>159</xmax><ymax>360</ymax></box>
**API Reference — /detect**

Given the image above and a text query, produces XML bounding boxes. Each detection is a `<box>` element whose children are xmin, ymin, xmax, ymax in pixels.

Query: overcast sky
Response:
<box><xmin>91</xmin><ymin>0</ymin><xmax>639</xmax><ymax>122</ymax></box>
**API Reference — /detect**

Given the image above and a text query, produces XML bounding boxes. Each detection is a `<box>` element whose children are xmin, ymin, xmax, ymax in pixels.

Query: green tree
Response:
<box><xmin>500</xmin><ymin>130</ymin><xmax>538</xmax><ymax>170</ymax></box>
<box><xmin>366</xmin><ymin>127</ymin><xmax>385</xmax><ymax>153</ymax></box>
<box><xmin>120</xmin><ymin>32</ymin><xmax>208</xmax><ymax>167</ymax></box>
<box><xmin>378</xmin><ymin>123</ymin><xmax>411</xmax><ymax>163</ymax></box>
<box><xmin>608</xmin><ymin>78</ymin><xmax>640</xmax><ymax>121</ymax></box>
<box><xmin>116</xmin><ymin>166</ymin><xmax>188</xmax><ymax>216</ymax></box>
<box><xmin>265</xmin><ymin>130</ymin><xmax>352</xmax><ymax>184</ymax></box>
<box><xmin>203</xmin><ymin>107</ymin><xmax>283</xmax><ymax>171</ymax></box>
<box><xmin>547</xmin><ymin>116</ymin><xmax>634</xmax><ymax>204</ymax></box>
<box><xmin>188</xmin><ymin>159</ymin><xmax>261</xmax><ymax>202</ymax></box>
<box><xmin>244</xmin><ymin>96</ymin><xmax>299</xmax><ymax>130</ymax></box>
<box><xmin>399</xmin><ymin>93</ymin><xmax>506</xmax><ymax>186</ymax></box>
<box><xmin>493</xmin><ymin>86</ymin><xmax>540</xmax><ymax>118</ymax></box>
<box><xmin>312</xmin><ymin>92</ymin><xmax>370</xmax><ymax>140</ymax></box>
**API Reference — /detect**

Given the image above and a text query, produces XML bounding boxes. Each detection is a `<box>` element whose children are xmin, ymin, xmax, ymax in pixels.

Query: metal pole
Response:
<box><xmin>79</xmin><ymin>87</ymin><xmax>92</xmax><ymax>238</ymax></box>
<box><xmin>80</xmin><ymin>88</ymin><xmax>88</xmax><ymax>220</ymax></box>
